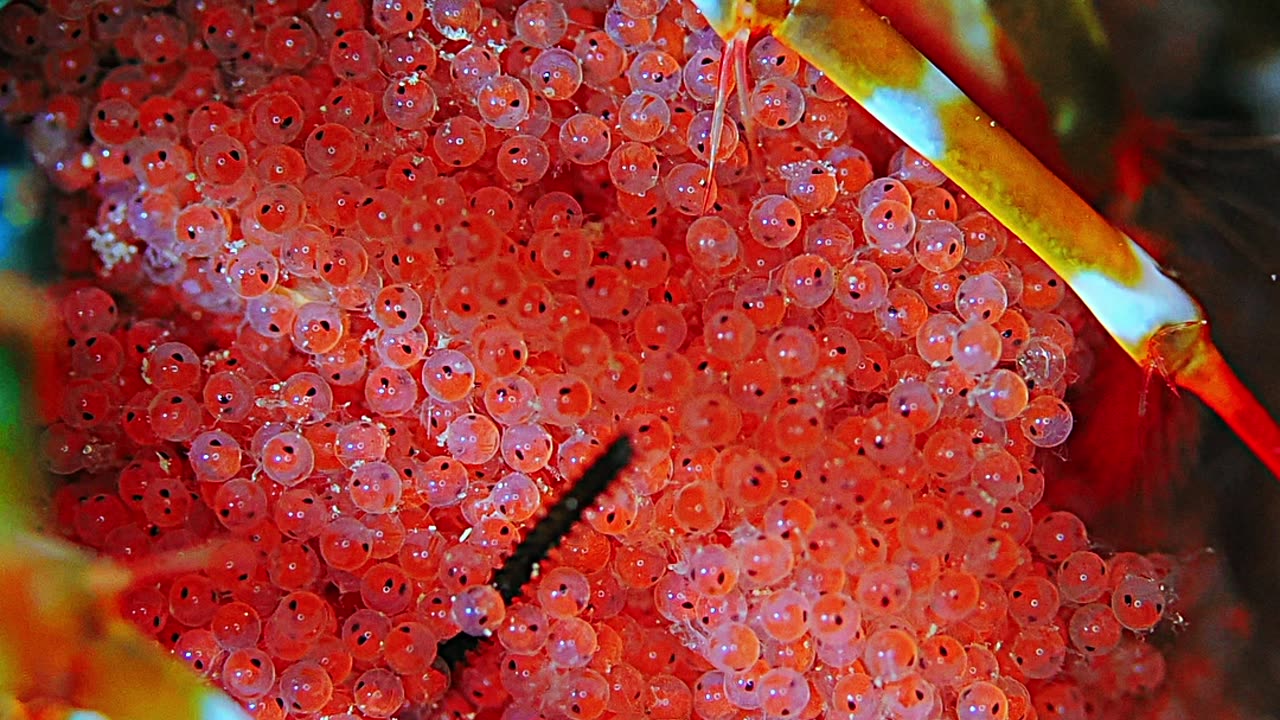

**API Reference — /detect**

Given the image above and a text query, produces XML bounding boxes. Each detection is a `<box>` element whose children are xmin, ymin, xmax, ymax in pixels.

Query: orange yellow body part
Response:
<box><xmin>693</xmin><ymin>0</ymin><xmax>1280</xmax><ymax>478</ymax></box>
<box><xmin>0</xmin><ymin>275</ymin><xmax>249</xmax><ymax>720</ymax></box>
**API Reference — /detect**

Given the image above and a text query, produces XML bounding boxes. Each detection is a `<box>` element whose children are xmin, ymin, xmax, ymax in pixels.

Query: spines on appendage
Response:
<box><xmin>436</xmin><ymin>435</ymin><xmax>633</xmax><ymax>668</ymax></box>
<box><xmin>693</xmin><ymin>0</ymin><xmax>1280</xmax><ymax>480</ymax></box>
<box><xmin>703</xmin><ymin>27</ymin><xmax>750</xmax><ymax>212</ymax></box>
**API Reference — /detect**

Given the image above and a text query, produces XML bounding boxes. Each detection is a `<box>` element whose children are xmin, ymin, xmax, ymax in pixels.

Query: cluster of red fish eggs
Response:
<box><xmin>2</xmin><ymin>0</ymin><xmax>1196</xmax><ymax>717</ymax></box>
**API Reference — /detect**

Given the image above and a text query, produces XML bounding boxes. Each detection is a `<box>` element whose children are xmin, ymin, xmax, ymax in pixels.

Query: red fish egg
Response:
<box><xmin>347</xmin><ymin>461</ymin><xmax>403</xmax><ymax>514</ymax></box>
<box><xmin>449</xmin><ymin>42</ymin><xmax>500</xmax><ymax>97</ymax></box>
<box><xmin>1019</xmin><ymin>395</ymin><xmax>1074</xmax><ymax>448</ymax></box>
<box><xmin>914</xmin><ymin>219</ymin><xmax>965</xmax><ymax>273</ymax></box>
<box><xmin>830</xmin><ymin>672</ymin><xmax>880</xmax><ymax>719</ymax></box>
<box><xmin>223</xmin><ymin>648</ymin><xmax>276</xmax><ymax>701</ymax></box>
<box><xmin>1007</xmin><ymin>575</ymin><xmax>1060</xmax><ymax>627</ymax></box>
<box><xmin>195</xmin><ymin>133</ymin><xmax>248</xmax><ymax>186</ymax></box>
<box><xmin>371</xmin><ymin>283</ymin><xmax>424</xmax><ymax>334</ymax></box>
<box><xmin>433</xmin><ymin>114</ymin><xmax>488</xmax><ymax>168</ymax></box>
<box><xmin>329</xmin><ymin>28</ymin><xmax>381</xmax><ymax>80</ymax></box>
<box><xmin>889</xmin><ymin>146</ymin><xmax>947</xmax><ymax>189</ymax></box>
<box><xmin>1009</xmin><ymin>625</ymin><xmax>1067</xmax><ymax>680</ymax></box>
<box><xmin>496</xmin><ymin>133</ymin><xmax>551</xmax><ymax>186</ymax></box>
<box><xmin>862</xmin><ymin>199</ymin><xmax>917</xmax><ymax>252</ymax></box>
<box><xmin>858</xmin><ymin>177</ymin><xmax>913</xmax><ymax>214</ymax></box>
<box><xmin>756</xmin><ymin>666</ymin><xmax>808</xmax><ymax>718</ymax></box>
<box><xmin>1068</xmin><ymin>602</ymin><xmax>1123</xmax><ymax>656</ymax></box>
<box><xmin>779</xmin><ymin>253</ymin><xmax>835</xmax><ymax>309</ymax></box>
<box><xmin>748</xmin><ymin>194</ymin><xmax>802</xmax><ymax>249</ymax></box>
<box><xmin>686</xmin><ymin>109</ymin><xmax>738</xmax><ymax>164</ymax></box>
<box><xmin>803</xmin><ymin>217</ymin><xmax>857</xmax><ymax>265</ymax></box>
<box><xmin>211</xmin><ymin>601</ymin><xmax>263</xmax><ymax>651</ymax></box>
<box><xmin>225</xmin><ymin>246</ymin><xmax>280</xmax><ymax>299</ymax></box>
<box><xmin>493</xmin><ymin>602</ymin><xmax>550</xmax><ymax>656</ymax></box>
<box><xmin>498</xmin><ymin>421</ymin><xmax>552</xmax><ymax>472</ymax></box>
<box><xmin>382</xmin><ymin>621</ymin><xmax>438</xmax><ymax>676</ymax></box>
<box><xmin>1112</xmin><ymin>575</ymin><xmax>1167</xmax><ymax>631</ymax></box>
<box><xmin>560</xmin><ymin>113</ymin><xmax>613</xmax><ymax>165</ymax></box>
<box><xmin>836</xmin><ymin>259</ymin><xmax>890</xmax><ymax>314</ymax></box>
<box><xmin>672</xmin><ymin>480</ymin><xmax>726</xmax><ymax>536</ymax></box>
<box><xmin>445</xmin><ymin>413</ymin><xmax>501</xmax><ymax>464</ymax></box>
<box><xmin>967</xmin><ymin>448</ymin><xmax>1022</xmax><ymax>500</ymax></box>
<box><xmin>956</xmin><ymin>272</ymin><xmax>1009</xmax><ymax>324</ymax></box>
<box><xmin>69</xmin><ymin>332</ymin><xmax>124</xmax><ymax>381</ymax></box>
<box><xmin>371</xmin><ymin>0</ymin><xmax>425</xmax><ymax>34</ymax></box>
<box><xmin>618</xmin><ymin>90</ymin><xmax>671</xmax><ymax>142</ymax></box>
<box><xmin>212</xmin><ymin>478</ymin><xmax>268</xmax><ymax>532</ymax></box>
<box><xmin>950</xmin><ymin>320</ymin><xmax>1002</xmax><ymax>377</ymax></box>
<box><xmin>917</xmin><ymin>634</ymin><xmax>967</xmax><ymax>688</ymax></box>
<box><xmin>912</xmin><ymin>186</ymin><xmax>958</xmax><ymax>221</ymax></box>
<box><xmin>290</xmin><ymin>302</ymin><xmax>346</xmax><ymax>355</ymax></box>
<box><xmin>626</xmin><ymin>48</ymin><xmax>680</xmax><ymax>99</ymax></box>
<box><xmin>168</xmin><ymin>573</ymin><xmax>221</xmax><ymax>628</ymax></box>
<box><xmin>974</xmin><ymin>369</ymin><xmax>1029</xmax><ymax>422</ymax></box>
<box><xmin>200</xmin><ymin>370</ymin><xmax>253</xmax><ymax>423</ymax></box>
<box><xmin>271</xmin><ymin>488</ymin><xmax>325</xmax><ymax>542</ymax></box>
<box><xmin>545</xmin><ymin>616</ymin><xmax>598</xmax><ymax>669</ymax></box>
<box><xmin>783</xmin><ymin>160</ymin><xmax>838</xmax><ymax>214</ymax></box>
<box><xmin>341</xmin><ymin>606</ymin><xmax>393</xmax><ymax>667</ymax></box>
<box><xmin>280</xmin><ymin>660</ymin><xmax>333</xmax><ymax>715</ymax></box>
<box><xmin>421</xmin><ymin>348</ymin><xmax>476</xmax><ymax>403</ymax></box>
<box><xmin>955</xmin><ymin>681</ymin><xmax>1009</xmax><ymax>720</ymax></box>
<box><xmin>452</xmin><ymin>583</ymin><xmax>507</xmax><ymax>637</ymax></box>
<box><xmin>1020</xmin><ymin>261</ymin><xmax>1066</xmax><ymax>312</ymax></box>
<box><xmin>958</xmin><ymin>211</ymin><xmax>1007</xmax><ymax>262</ymax></box>
<box><xmin>1057</xmin><ymin>550</ymin><xmax>1109</xmax><ymax>604</ymax></box>
<box><xmin>140</xmin><ymin>474</ymin><xmax>191</xmax><ymax>528</ymax></box>
<box><xmin>864</xmin><ymin>628</ymin><xmax>918</xmax><ymax>683</ymax></box>
<box><xmin>576</xmin><ymin>29</ymin><xmax>627</xmax><ymax>88</ymax></box>
<box><xmin>604</xmin><ymin>3</ymin><xmax>656</xmax><ymax>47</ymax></box>
<box><xmin>529</xmin><ymin>47</ymin><xmax>583</xmax><ymax>99</ymax></box>
<box><xmin>660</xmin><ymin>161</ymin><xmax>712</xmax><ymax>216</ymax></box>
<box><xmin>353</xmin><ymin>668</ymin><xmax>406</xmax><ymax>719</ymax></box>
<box><xmin>1032</xmin><ymin>512</ymin><xmax>1090</xmax><ymax>564</ymax></box>
<box><xmin>474</xmin><ymin>75</ymin><xmax>529</xmax><ymax>130</ymax></box>
<box><xmin>0</xmin><ymin>4</ymin><xmax>40</xmax><ymax>55</ymax></box>
<box><xmin>749</xmin><ymin>77</ymin><xmax>805</xmax><ymax>129</ymax></box>
<box><xmin>685</xmin><ymin>214</ymin><xmax>740</xmax><ymax>274</ymax></box>
<box><xmin>147</xmin><ymin>390</ymin><xmax>200</xmax><ymax>442</ymax></box>
<box><xmin>249</xmin><ymin>93</ymin><xmax>303</xmax><ymax>145</ymax></box>
<box><xmin>797</xmin><ymin>97</ymin><xmax>851</xmax><ymax>147</ymax></box>
<box><xmin>172</xmin><ymin>629</ymin><xmax>223</xmax><ymax>679</ymax></box>
<box><xmin>60</xmin><ymin>378</ymin><xmax>112</xmax><ymax>430</ymax></box>
<box><xmin>365</xmin><ymin>364</ymin><xmax>418</xmax><ymax>416</ymax></box>
<box><xmin>681</xmin><ymin>48</ymin><xmax>721</xmax><ymax>103</ymax></box>
<box><xmin>931</xmin><ymin>568</ymin><xmax>980</xmax><ymax>624</ymax></box>
<box><xmin>875</xmin><ymin>286</ymin><xmax>929</xmax><ymax>340</ymax></box>
<box><xmin>756</xmin><ymin>588</ymin><xmax>810</xmax><ymax>644</ymax></box>
<box><xmin>304</xmin><ymin>123</ymin><xmax>359</xmax><ymax>176</ymax></box>
<box><xmin>382</xmin><ymin>78</ymin><xmax>438</xmax><ymax>130</ymax></box>
<box><xmin>1017</xmin><ymin>336</ymin><xmax>1067</xmax><ymax>391</ymax></box>
<box><xmin>801</xmin><ymin>591</ymin><xmax>859</xmax><ymax>647</ymax></box>
<box><xmin>359</xmin><ymin>562</ymin><xmax>413</xmax><ymax>615</ymax></box>
<box><xmin>431</xmin><ymin>0</ymin><xmax>482</xmax><ymax>37</ymax></box>
<box><xmin>89</xmin><ymin>97</ymin><xmax>139</xmax><ymax>146</ymax></box>
<box><xmin>261</xmin><ymin>15</ymin><xmax>318</xmax><ymax>70</ymax></box>
<box><xmin>762</xmin><ymin>326</ymin><xmax>817</xmax><ymax>379</ymax></box>
<box><xmin>260</xmin><ymin>430</ymin><xmax>315</xmax><ymax>487</ymax></box>
<box><xmin>513</xmin><ymin>0</ymin><xmax>568</xmax><ymax>48</ymax></box>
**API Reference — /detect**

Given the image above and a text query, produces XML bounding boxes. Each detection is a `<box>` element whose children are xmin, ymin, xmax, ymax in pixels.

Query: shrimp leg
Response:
<box><xmin>694</xmin><ymin>0</ymin><xmax>1280</xmax><ymax>478</ymax></box>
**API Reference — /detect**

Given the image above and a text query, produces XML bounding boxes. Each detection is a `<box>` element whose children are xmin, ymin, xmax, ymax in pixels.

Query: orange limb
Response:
<box><xmin>1150</xmin><ymin>322</ymin><xmax>1280</xmax><ymax>479</ymax></box>
<box><xmin>704</xmin><ymin>26</ymin><xmax>750</xmax><ymax>212</ymax></box>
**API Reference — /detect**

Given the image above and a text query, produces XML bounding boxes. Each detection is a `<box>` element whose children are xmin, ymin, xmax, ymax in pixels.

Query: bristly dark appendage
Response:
<box><xmin>435</xmin><ymin>435</ymin><xmax>633</xmax><ymax>670</ymax></box>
